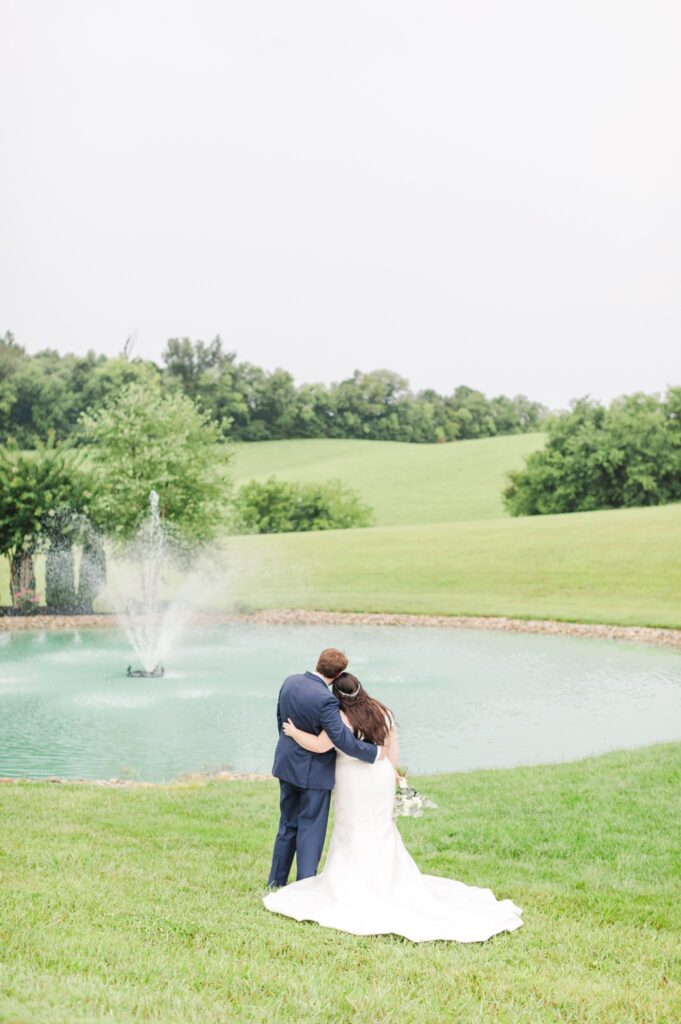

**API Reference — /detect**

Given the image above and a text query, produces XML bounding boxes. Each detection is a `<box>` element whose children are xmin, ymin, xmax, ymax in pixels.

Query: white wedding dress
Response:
<box><xmin>263</xmin><ymin>746</ymin><xmax>524</xmax><ymax>943</ymax></box>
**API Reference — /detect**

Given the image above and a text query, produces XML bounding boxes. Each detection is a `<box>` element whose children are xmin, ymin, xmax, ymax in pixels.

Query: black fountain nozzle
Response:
<box><xmin>126</xmin><ymin>665</ymin><xmax>165</xmax><ymax>678</ymax></box>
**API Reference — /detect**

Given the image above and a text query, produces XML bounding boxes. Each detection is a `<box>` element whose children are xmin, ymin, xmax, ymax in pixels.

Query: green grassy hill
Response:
<box><xmin>3</xmin><ymin>433</ymin><xmax>680</xmax><ymax>626</ymax></box>
<box><xmin>224</xmin><ymin>501</ymin><xmax>681</xmax><ymax>627</ymax></box>
<box><xmin>225</xmin><ymin>435</ymin><xmax>681</xmax><ymax>627</ymax></box>
<box><xmin>231</xmin><ymin>433</ymin><xmax>545</xmax><ymax>527</ymax></box>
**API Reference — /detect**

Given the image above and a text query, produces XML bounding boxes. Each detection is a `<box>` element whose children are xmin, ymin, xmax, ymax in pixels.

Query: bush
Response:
<box><xmin>233</xmin><ymin>477</ymin><xmax>374</xmax><ymax>534</ymax></box>
<box><xmin>503</xmin><ymin>389</ymin><xmax>681</xmax><ymax>516</ymax></box>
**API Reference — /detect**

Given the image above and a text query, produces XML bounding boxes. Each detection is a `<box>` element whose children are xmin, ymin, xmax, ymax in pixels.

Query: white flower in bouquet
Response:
<box><xmin>393</xmin><ymin>774</ymin><xmax>437</xmax><ymax>819</ymax></box>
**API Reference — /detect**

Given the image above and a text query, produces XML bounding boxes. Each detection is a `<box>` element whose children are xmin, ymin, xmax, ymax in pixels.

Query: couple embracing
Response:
<box><xmin>263</xmin><ymin>647</ymin><xmax>524</xmax><ymax>943</ymax></box>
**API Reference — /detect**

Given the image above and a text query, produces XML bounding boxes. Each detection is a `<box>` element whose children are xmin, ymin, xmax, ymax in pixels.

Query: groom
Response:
<box><xmin>267</xmin><ymin>647</ymin><xmax>384</xmax><ymax>887</ymax></box>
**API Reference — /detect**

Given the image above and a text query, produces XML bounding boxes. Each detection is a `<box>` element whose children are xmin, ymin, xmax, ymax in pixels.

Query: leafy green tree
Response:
<box><xmin>503</xmin><ymin>390</ymin><xmax>681</xmax><ymax>515</ymax></box>
<box><xmin>234</xmin><ymin>477</ymin><xmax>373</xmax><ymax>533</ymax></box>
<box><xmin>79</xmin><ymin>378</ymin><xmax>232</xmax><ymax>544</ymax></box>
<box><xmin>0</xmin><ymin>441</ymin><xmax>88</xmax><ymax>606</ymax></box>
<box><xmin>7</xmin><ymin>349</ymin><xmax>91</xmax><ymax>444</ymax></box>
<box><xmin>0</xmin><ymin>332</ymin><xmax>25</xmax><ymax>442</ymax></box>
<box><xmin>410</xmin><ymin>389</ymin><xmax>453</xmax><ymax>443</ymax></box>
<box><xmin>0</xmin><ymin>338</ymin><xmax>159</xmax><ymax>446</ymax></box>
<box><xmin>328</xmin><ymin>370</ymin><xmax>411</xmax><ymax>440</ymax></box>
<box><xmin>162</xmin><ymin>336</ymin><xmax>227</xmax><ymax>401</ymax></box>
<box><xmin>488</xmin><ymin>393</ymin><xmax>546</xmax><ymax>435</ymax></box>
<box><xmin>511</xmin><ymin>394</ymin><xmax>546</xmax><ymax>432</ymax></box>
<box><xmin>78</xmin><ymin>355</ymin><xmax>160</xmax><ymax>415</ymax></box>
<box><xmin>228</xmin><ymin>363</ymin><xmax>298</xmax><ymax>440</ymax></box>
<box><xmin>447</xmin><ymin>386</ymin><xmax>497</xmax><ymax>439</ymax></box>
<box><xmin>288</xmin><ymin>382</ymin><xmax>333</xmax><ymax>438</ymax></box>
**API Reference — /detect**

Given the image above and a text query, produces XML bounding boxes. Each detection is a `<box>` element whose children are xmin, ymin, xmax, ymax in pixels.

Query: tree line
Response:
<box><xmin>0</xmin><ymin>332</ymin><xmax>547</xmax><ymax>446</ymax></box>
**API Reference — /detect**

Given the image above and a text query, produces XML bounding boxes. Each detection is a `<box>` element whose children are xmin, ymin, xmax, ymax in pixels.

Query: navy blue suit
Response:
<box><xmin>268</xmin><ymin>671</ymin><xmax>378</xmax><ymax>886</ymax></box>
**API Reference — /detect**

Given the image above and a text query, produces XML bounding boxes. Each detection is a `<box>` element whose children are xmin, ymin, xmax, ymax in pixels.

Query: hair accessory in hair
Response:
<box><xmin>341</xmin><ymin>682</ymin><xmax>361</xmax><ymax>698</ymax></box>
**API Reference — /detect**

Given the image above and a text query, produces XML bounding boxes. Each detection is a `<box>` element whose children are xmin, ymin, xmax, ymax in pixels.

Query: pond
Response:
<box><xmin>1</xmin><ymin>623</ymin><xmax>680</xmax><ymax>782</ymax></box>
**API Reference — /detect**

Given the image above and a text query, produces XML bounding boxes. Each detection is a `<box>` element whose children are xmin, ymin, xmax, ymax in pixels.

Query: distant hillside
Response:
<box><xmin>4</xmin><ymin>433</ymin><xmax>678</xmax><ymax>628</ymax></box>
<box><xmin>223</xmin><ymin>502</ymin><xmax>681</xmax><ymax>628</ymax></box>
<box><xmin>232</xmin><ymin>434</ymin><xmax>545</xmax><ymax>527</ymax></box>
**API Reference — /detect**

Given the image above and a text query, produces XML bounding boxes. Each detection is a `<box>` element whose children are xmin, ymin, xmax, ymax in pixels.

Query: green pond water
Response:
<box><xmin>1</xmin><ymin>623</ymin><xmax>680</xmax><ymax>781</ymax></box>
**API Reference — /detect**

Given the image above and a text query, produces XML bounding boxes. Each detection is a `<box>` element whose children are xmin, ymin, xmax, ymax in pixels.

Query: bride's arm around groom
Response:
<box><xmin>284</xmin><ymin>711</ymin><xmax>400</xmax><ymax>769</ymax></box>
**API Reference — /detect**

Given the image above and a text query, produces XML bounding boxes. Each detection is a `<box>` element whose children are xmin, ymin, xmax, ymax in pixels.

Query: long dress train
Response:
<box><xmin>263</xmin><ymin>748</ymin><xmax>524</xmax><ymax>943</ymax></box>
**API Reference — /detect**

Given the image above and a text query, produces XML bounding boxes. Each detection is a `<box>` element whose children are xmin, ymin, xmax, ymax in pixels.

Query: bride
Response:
<box><xmin>263</xmin><ymin>671</ymin><xmax>524</xmax><ymax>943</ymax></box>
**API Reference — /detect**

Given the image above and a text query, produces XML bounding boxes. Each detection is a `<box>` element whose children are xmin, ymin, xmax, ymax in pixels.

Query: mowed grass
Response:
<box><xmin>1</xmin><ymin>741</ymin><xmax>680</xmax><ymax>1023</ymax></box>
<box><xmin>223</xmin><ymin>501</ymin><xmax>681</xmax><ymax>628</ymax></box>
<box><xmin>231</xmin><ymin>434</ymin><xmax>545</xmax><ymax>527</ymax></box>
<box><xmin>0</xmin><ymin>435</ymin><xmax>540</xmax><ymax>606</ymax></box>
<box><xmin>2</xmin><ymin>435</ymin><xmax>680</xmax><ymax>627</ymax></box>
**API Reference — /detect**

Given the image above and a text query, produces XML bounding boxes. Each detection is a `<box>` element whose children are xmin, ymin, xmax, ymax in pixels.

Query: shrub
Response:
<box><xmin>233</xmin><ymin>477</ymin><xmax>374</xmax><ymax>534</ymax></box>
<box><xmin>503</xmin><ymin>389</ymin><xmax>681</xmax><ymax>516</ymax></box>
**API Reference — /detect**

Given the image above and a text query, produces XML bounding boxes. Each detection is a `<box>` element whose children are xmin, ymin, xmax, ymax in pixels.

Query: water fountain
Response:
<box><xmin>113</xmin><ymin>491</ymin><xmax>188</xmax><ymax>676</ymax></box>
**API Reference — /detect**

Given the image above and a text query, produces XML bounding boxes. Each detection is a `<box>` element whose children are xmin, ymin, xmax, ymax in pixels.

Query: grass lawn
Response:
<box><xmin>1</xmin><ymin>741</ymin><xmax>680</xmax><ymax>1023</ymax></box>
<box><xmin>2</xmin><ymin>436</ymin><xmax>680</xmax><ymax>627</ymax></box>
<box><xmin>223</xmin><ymin>501</ymin><xmax>681</xmax><ymax>628</ymax></box>
<box><xmin>231</xmin><ymin>434</ymin><xmax>545</xmax><ymax>527</ymax></box>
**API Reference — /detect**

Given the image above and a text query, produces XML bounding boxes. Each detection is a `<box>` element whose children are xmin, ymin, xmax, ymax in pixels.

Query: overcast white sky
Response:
<box><xmin>1</xmin><ymin>1</ymin><xmax>679</xmax><ymax>409</ymax></box>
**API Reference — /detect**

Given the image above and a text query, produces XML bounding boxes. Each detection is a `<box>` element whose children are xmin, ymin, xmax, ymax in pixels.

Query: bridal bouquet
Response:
<box><xmin>393</xmin><ymin>774</ymin><xmax>437</xmax><ymax>819</ymax></box>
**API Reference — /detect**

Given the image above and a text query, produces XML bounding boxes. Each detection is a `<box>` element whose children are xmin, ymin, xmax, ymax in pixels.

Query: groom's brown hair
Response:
<box><xmin>316</xmin><ymin>648</ymin><xmax>348</xmax><ymax>679</ymax></box>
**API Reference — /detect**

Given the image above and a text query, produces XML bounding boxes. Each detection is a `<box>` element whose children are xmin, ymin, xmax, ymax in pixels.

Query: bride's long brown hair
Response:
<box><xmin>332</xmin><ymin>672</ymin><xmax>394</xmax><ymax>746</ymax></box>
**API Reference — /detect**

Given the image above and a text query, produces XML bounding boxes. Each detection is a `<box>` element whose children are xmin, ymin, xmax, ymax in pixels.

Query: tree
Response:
<box><xmin>503</xmin><ymin>390</ymin><xmax>681</xmax><ymax>516</ymax></box>
<box><xmin>329</xmin><ymin>370</ymin><xmax>411</xmax><ymax>440</ymax></box>
<box><xmin>79</xmin><ymin>378</ymin><xmax>232</xmax><ymax>544</ymax></box>
<box><xmin>446</xmin><ymin>386</ymin><xmax>497</xmax><ymax>439</ymax></box>
<box><xmin>0</xmin><ymin>441</ymin><xmax>89</xmax><ymax>606</ymax></box>
<box><xmin>162</xmin><ymin>335</ymin><xmax>229</xmax><ymax>401</ymax></box>
<box><xmin>78</xmin><ymin>355</ymin><xmax>160</xmax><ymax>417</ymax></box>
<box><xmin>0</xmin><ymin>332</ymin><xmax>25</xmax><ymax>442</ymax></box>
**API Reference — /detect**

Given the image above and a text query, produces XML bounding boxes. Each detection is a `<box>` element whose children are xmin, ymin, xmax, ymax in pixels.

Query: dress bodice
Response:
<box><xmin>334</xmin><ymin>710</ymin><xmax>394</xmax><ymax>760</ymax></box>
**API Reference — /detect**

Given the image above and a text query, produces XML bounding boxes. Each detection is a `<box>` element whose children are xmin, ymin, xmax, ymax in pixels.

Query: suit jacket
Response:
<box><xmin>272</xmin><ymin>671</ymin><xmax>378</xmax><ymax>790</ymax></box>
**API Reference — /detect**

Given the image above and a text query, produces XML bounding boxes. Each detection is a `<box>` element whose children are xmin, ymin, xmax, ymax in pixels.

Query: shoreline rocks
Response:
<box><xmin>0</xmin><ymin>771</ymin><xmax>275</xmax><ymax>788</ymax></box>
<box><xmin>0</xmin><ymin>607</ymin><xmax>679</xmax><ymax>649</ymax></box>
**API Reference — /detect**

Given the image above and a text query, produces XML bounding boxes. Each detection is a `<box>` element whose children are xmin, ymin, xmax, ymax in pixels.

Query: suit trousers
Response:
<box><xmin>268</xmin><ymin>780</ymin><xmax>331</xmax><ymax>886</ymax></box>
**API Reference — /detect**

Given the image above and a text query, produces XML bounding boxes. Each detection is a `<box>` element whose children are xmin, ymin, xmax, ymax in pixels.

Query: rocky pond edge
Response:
<box><xmin>1</xmin><ymin>606</ymin><xmax>679</xmax><ymax>648</ymax></box>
